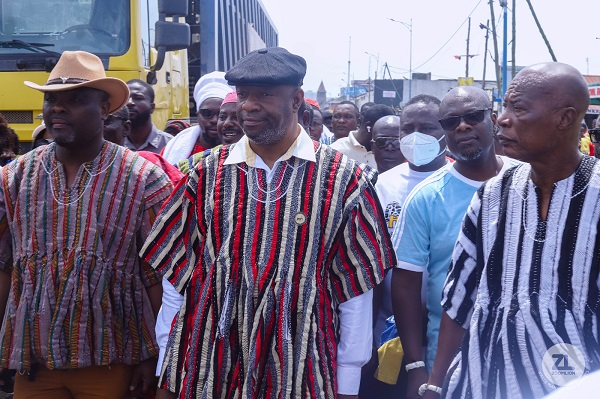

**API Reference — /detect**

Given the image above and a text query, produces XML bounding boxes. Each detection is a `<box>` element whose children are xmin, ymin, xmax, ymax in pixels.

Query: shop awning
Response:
<box><xmin>587</xmin><ymin>105</ymin><xmax>600</xmax><ymax>114</ymax></box>
<box><xmin>589</xmin><ymin>82</ymin><xmax>600</xmax><ymax>106</ymax></box>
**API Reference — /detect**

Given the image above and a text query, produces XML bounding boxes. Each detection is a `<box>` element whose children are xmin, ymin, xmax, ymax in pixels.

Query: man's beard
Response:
<box><xmin>451</xmin><ymin>147</ymin><xmax>483</xmax><ymax>162</ymax></box>
<box><xmin>247</xmin><ymin>127</ymin><xmax>286</xmax><ymax>145</ymax></box>
<box><xmin>201</xmin><ymin>130</ymin><xmax>221</xmax><ymax>147</ymax></box>
<box><xmin>130</xmin><ymin>109</ymin><xmax>152</xmax><ymax>128</ymax></box>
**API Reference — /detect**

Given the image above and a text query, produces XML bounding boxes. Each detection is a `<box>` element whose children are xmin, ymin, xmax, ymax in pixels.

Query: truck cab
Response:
<box><xmin>0</xmin><ymin>0</ymin><xmax>189</xmax><ymax>146</ymax></box>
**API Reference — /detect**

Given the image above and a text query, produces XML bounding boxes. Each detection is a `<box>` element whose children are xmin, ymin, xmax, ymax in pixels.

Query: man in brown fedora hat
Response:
<box><xmin>0</xmin><ymin>51</ymin><xmax>173</xmax><ymax>398</ymax></box>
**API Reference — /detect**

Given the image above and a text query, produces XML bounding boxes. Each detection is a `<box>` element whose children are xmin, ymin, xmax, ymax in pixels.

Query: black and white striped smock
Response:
<box><xmin>442</xmin><ymin>156</ymin><xmax>600</xmax><ymax>399</ymax></box>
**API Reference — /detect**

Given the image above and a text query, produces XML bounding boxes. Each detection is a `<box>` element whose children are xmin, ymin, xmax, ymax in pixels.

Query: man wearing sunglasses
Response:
<box><xmin>422</xmin><ymin>63</ymin><xmax>600</xmax><ymax>399</ymax></box>
<box><xmin>391</xmin><ymin>87</ymin><xmax>517</xmax><ymax>399</ymax></box>
<box><xmin>125</xmin><ymin>79</ymin><xmax>172</xmax><ymax>153</ymax></box>
<box><xmin>331</xmin><ymin>104</ymin><xmax>395</xmax><ymax>170</ymax></box>
<box><xmin>161</xmin><ymin>72</ymin><xmax>232</xmax><ymax>165</ymax></box>
<box><xmin>370</xmin><ymin>115</ymin><xmax>404</xmax><ymax>174</ymax></box>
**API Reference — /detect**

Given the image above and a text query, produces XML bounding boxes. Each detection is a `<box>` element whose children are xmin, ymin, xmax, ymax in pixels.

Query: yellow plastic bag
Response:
<box><xmin>374</xmin><ymin>337</ymin><xmax>404</xmax><ymax>385</ymax></box>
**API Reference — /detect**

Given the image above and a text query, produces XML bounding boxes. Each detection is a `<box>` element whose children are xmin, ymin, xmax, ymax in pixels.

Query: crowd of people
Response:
<box><xmin>0</xmin><ymin>48</ymin><xmax>597</xmax><ymax>399</ymax></box>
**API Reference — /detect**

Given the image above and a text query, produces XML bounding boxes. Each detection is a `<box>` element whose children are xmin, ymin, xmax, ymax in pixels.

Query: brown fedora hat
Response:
<box><xmin>24</xmin><ymin>51</ymin><xmax>129</xmax><ymax>113</ymax></box>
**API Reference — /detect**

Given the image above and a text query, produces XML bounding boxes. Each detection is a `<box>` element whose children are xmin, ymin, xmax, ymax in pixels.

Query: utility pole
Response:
<box><xmin>389</xmin><ymin>18</ymin><xmax>413</xmax><ymax>100</ymax></box>
<box><xmin>408</xmin><ymin>18</ymin><xmax>413</xmax><ymax>100</ymax></box>
<box><xmin>501</xmin><ymin>0</ymin><xmax>508</xmax><ymax>98</ymax></box>
<box><xmin>511</xmin><ymin>0</ymin><xmax>516</xmax><ymax>79</ymax></box>
<box><xmin>466</xmin><ymin>17</ymin><xmax>471</xmax><ymax>77</ymax></box>
<box><xmin>525</xmin><ymin>0</ymin><xmax>557</xmax><ymax>61</ymax></box>
<box><xmin>587</xmin><ymin>57</ymin><xmax>590</xmax><ymax>75</ymax></box>
<box><xmin>481</xmin><ymin>20</ymin><xmax>490</xmax><ymax>90</ymax></box>
<box><xmin>367</xmin><ymin>55</ymin><xmax>371</xmax><ymax>102</ymax></box>
<box><xmin>489</xmin><ymin>0</ymin><xmax>502</xmax><ymax>108</ymax></box>
<box><xmin>365</xmin><ymin>52</ymin><xmax>380</xmax><ymax>81</ymax></box>
<box><xmin>365</xmin><ymin>52</ymin><xmax>380</xmax><ymax>102</ymax></box>
<box><xmin>346</xmin><ymin>36</ymin><xmax>351</xmax><ymax>101</ymax></box>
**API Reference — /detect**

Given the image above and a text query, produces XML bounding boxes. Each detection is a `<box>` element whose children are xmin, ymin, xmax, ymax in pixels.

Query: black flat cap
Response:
<box><xmin>225</xmin><ymin>47</ymin><xmax>306</xmax><ymax>87</ymax></box>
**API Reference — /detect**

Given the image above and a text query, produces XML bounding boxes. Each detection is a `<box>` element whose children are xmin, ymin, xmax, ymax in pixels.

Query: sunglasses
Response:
<box><xmin>438</xmin><ymin>108</ymin><xmax>491</xmax><ymax>131</ymax></box>
<box><xmin>198</xmin><ymin>108</ymin><xmax>219</xmax><ymax>119</ymax></box>
<box><xmin>589</xmin><ymin>129</ymin><xmax>600</xmax><ymax>144</ymax></box>
<box><xmin>371</xmin><ymin>136</ymin><xmax>400</xmax><ymax>149</ymax></box>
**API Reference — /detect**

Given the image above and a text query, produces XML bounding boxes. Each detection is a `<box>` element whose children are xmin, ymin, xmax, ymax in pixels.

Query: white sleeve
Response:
<box><xmin>155</xmin><ymin>277</ymin><xmax>184</xmax><ymax>376</ymax></box>
<box><xmin>336</xmin><ymin>289</ymin><xmax>373</xmax><ymax>395</ymax></box>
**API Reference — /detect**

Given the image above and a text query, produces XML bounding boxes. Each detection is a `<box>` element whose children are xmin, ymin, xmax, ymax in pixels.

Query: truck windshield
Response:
<box><xmin>0</xmin><ymin>0</ymin><xmax>129</xmax><ymax>55</ymax></box>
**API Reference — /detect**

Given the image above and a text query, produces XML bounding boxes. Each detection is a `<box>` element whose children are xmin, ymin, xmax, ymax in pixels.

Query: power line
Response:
<box><xmin>413</xmin><ymin>0</ymin><xmax>483</xmax><ymax>71</ymax></box>
<box><xmin>387</xmin><ymin>64</ymin><xmax>457</xmax><ymax>81</ymax></box>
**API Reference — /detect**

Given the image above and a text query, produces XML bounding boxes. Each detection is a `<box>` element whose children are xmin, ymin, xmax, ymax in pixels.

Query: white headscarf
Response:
<box><xmin>193</xmin><ymin>71</ymin><xmax>232</xmax><ymax>111</ymax></box>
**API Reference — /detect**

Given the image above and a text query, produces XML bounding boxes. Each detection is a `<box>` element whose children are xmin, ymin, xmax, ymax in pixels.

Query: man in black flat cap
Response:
<box><xmin>143</xmin><ymin>47</ymin><xmax>395</xmax><ymax>399</ymax></box>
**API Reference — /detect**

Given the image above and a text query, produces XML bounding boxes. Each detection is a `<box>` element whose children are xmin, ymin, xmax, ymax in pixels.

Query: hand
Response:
<box><xmin>155</xmin><ymin>388</ymin><xmax>177</xmax><ymax>399</ymax></box>
<box><xmin>125</xmin><ymin>357</ymin><xmax>158</xmax><ymax>398</ymax></box>
<box><xmin>406</xmin><ymin>367</ymin><xmax>429</xmax><ymax>399</ymax></box>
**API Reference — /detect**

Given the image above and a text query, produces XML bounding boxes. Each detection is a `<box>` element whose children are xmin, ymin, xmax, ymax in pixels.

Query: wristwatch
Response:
<box><xmin>418</xmin><ymin>383</ymin><xmax>442</xmax><ymax>396</ymax></box>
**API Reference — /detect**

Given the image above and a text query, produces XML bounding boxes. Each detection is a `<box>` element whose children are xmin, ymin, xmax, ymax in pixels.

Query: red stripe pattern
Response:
<box><xmin>142</xmin><ymin>142</ymin><xmax>395</xmax><ymax>398</ymax></box>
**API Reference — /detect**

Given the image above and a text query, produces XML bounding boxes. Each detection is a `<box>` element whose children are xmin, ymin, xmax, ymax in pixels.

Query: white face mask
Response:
<box><xmin>400</xmin><ymin>132</ymin><xmax>445</xmax><ymax>166</ymax></box>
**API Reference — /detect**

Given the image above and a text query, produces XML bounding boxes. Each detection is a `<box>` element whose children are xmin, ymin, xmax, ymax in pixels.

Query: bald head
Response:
<box><xmin>439</xmin><ymin>86</ymin><xmax>496</xmax><ymax>163</ymax></box>
<box><xmin>372</xmin><ymin>115</ymin><xmax>400</xmax><ymax>133</ymax></box>
<box><xmin>497</xmin><ymin>62</ymin><xmax>588</xmax><ymax>165</ymax></box>
<box><xmin>440</xmin><ymin>86</ymin><xmax>491</xmax><ymax>113</ymax></box>
<box><xmin>372</xmin><ymin>115</ymin><xmax>404</xmax><ymax>173</ymax></box>
<box><xmin>509</xmin><ymin>62</ymin><xmax>589</xmax><ymax>124</ymax></box>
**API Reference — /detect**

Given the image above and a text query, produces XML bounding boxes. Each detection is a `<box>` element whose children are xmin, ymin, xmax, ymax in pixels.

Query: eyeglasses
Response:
<box><xmin>589</xmin><ymin>128</ymin><xmax>600</xmax><ymax>144</ymax></box>
<box><xmin>438</xmin><ymin>108</ymin><xmax>491</xmax><ymax>131</ymax></box>
<box><xmin>198</xmin><ymin>108</ymin><xmax>219</xmax><ymax>119</ymax></box>
<box><xmin>371</xmin><ymin>136</ymin><xmax>400</xmax><ymax>149</ymax></box>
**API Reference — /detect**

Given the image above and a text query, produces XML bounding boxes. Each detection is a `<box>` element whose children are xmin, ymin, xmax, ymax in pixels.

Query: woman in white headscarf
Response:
<box><xmin>162</xmin><ymin>71</ymin><xmax>231</xmax><ymax>164</ymax></box>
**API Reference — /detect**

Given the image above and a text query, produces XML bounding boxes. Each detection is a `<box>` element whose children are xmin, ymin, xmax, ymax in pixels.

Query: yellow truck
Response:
<box><xmin>0</xmin><ymin>0</ymin><xmax>190</xmax><ymax>147</ymax></box>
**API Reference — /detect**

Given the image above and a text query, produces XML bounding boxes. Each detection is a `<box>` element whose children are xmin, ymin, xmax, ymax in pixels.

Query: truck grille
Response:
<box><xmin>0</xmin><ymin>111</ymin><xmax>33</xmax><ymax>124</ymax></box>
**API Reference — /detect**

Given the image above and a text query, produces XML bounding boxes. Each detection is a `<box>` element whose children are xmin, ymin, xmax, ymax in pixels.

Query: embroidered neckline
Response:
<box><xmin>41</xmin><ymin>143</ymin><xmax>118</xmax><ymax>206</ymax></box>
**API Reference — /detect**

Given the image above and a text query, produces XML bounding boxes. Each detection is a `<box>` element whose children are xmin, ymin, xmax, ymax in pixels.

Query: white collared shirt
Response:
<box><xmin>224</xmin><ymin>125</ymin><xmax>316</xmax><ymax>183</ymax></box>
<box><xmin>330</xmin><ymin>129</ymin><xmax>378</xmax><ymax>170</ymax></box>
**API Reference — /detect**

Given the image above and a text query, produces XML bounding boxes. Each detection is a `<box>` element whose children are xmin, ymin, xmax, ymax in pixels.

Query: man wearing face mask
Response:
<box><xmin>331</xmin><ymin>104</ymin><xmax>395</xmax><ymax>170</ymax></box>
<box><xmin>374</xmin><ymin>95</ymin><xmax>449</xmax><ymax>351</ymax></box>
<box><xmin>361</xmin><ymin>96</ymin><xmax>449</xmax><ymax>398</ymax></box>
<box><xmin>390</xmin><ymin>87</ymin><xmax>518</xmax><ymax>399</ymax></box>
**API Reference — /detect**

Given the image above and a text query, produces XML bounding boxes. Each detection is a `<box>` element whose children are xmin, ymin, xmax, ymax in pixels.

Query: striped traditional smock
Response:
<box><xmin>0</xmin><ymin>142</ymin><xmax>173</xmax><ymax>371</ymax></box>
<box><xmin>142</xmin><ymin>134</ymin><xmax>394</xmax><ymax>398</ymax></box>
<box><xmin>442</xmin><ymin>157</ymin><xmax>600</xmax><ymax>398</ymax></box>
